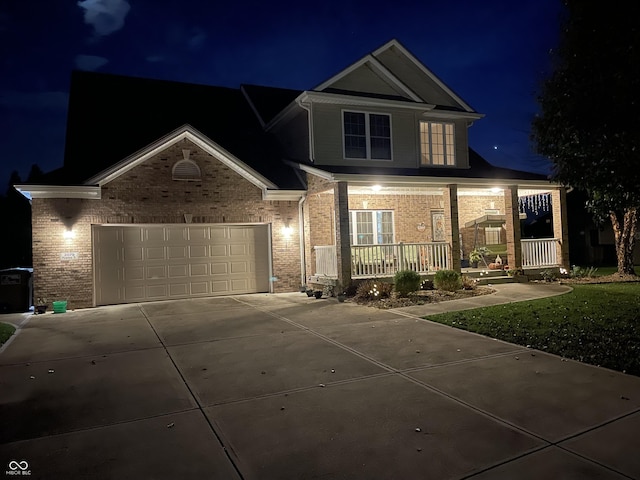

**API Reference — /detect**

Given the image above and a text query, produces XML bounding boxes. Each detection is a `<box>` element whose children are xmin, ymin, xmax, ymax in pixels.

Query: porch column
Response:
<box><xmin>443</xmin><ymin>184</ymin><xmax>461</xmax><ymax>271</ymax></box>
<box><xmin>504</xmin><ymin>186</ymin><xmax>522</xmax><ymax>269</ymax></box>
<box><xmin>334</xmin><ymin>181</ymin><xmax>352</xmax><ymax>288</ymax></box>
<box><xmin>551</xmin><ymin>188</ymin><xmax>570</xmax><ymax>269</ymax></box>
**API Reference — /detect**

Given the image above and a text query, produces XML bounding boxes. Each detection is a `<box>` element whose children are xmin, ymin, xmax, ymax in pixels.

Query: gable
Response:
<box><xmin>319</xmin><ymin>61</ymin><xmax>414</xmax><ymax>101</ymax></box>
<box><xmin>313</xmin><ymin>40</ymin><xmax>475</xmax><ymax>112</ymax></box>
<box><xmin>373</xmin><ymin>42</ymin><xmax>474</xmax><ymax>111</ymax></box>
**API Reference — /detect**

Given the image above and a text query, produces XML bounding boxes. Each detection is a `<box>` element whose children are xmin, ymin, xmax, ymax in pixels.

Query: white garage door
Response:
<box><xmin>93</xmin><ymin>224</ymin><xmax>271</xmax><ymax>306</ymax></box>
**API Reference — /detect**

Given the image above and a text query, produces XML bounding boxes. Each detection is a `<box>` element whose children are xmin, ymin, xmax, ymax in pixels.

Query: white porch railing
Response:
<box><xmin>315</xmin><ymin>245</ymin><xmax>338</xmax><ymax>277</ymax></box>
<box><xmin>314</xmin><ymin>243</ymin><xmax>450</xmax><ymax>278</ymax></box>
<box><xmin>521</xmin><ymin>238</ymin><xmax>559</xmax><ymax>267</ymax></box>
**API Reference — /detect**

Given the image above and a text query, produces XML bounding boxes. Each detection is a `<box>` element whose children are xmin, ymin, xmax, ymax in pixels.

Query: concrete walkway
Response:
<box><xmin>1</xmin><ymin>283</ymin><xmax>639</xmax><ymax>479</ymax></box>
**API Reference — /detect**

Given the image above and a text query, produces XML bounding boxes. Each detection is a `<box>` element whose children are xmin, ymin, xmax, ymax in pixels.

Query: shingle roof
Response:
<box><xmin>241</xmin><ymin>84</ymin><xmax>302</xmax><ymax>125</ymax></box>
<box><xmin>60</xmin><ymin>71</ymin><xmax>304</xmax><ymax>189</ymax></box>
<box><xmin>295</xmin><ymin>148</ymin><xmax>549</xmax><ymax>182</ymax></box>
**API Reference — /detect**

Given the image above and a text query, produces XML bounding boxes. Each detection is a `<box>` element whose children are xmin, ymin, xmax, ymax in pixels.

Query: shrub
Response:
<box><xmin>434</xmin><ymin>269</ymin><xmax>462</xmax><ymax>292</ymax></box>
<box><xmin>540</xmin><ymin>269</ymin><xmax>558</xmax><ymax>282</ymax></box>
<box><xmin>394</xmin><ymin>270</ymin><xmax>422</xmax><ymax>297</ymax></box>
<box><xmin>461</xmin><ymin>275</ymin><xmax>477</xmax><ymax>290</ymax></box>
<box><xmin>354</xmin><ymin>280</ymin><xmax>393</xmax><ymax>301</ymax></box>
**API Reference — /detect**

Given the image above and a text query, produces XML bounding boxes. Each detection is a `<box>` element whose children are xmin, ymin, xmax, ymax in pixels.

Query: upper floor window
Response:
<box><xmin>343</xmin><ymin>111</ymin><xmax>391</xmax><ymax>160</ymax></box>
<box><xmin>420</xmin><ymin>121</ymin><xmax>455</xmax><ymax>166</ymax></box>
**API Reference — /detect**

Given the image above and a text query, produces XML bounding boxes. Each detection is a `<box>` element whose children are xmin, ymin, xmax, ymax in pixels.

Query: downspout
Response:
<box><xmin>298</xmin><ymin>195</ymin><xmax>307</xmax><ymax>286</ymax></box>
<box><xmin>297</xmin><ymin>99</ymin><xmax>314</xmax><ymax>162</ymax></box>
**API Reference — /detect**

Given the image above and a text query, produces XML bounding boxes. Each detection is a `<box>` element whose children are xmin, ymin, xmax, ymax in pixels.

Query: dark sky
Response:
<box><xmin>0</xmin><ymin>0</ymin><xmax>563</xmax><ymax>189</ymax></box>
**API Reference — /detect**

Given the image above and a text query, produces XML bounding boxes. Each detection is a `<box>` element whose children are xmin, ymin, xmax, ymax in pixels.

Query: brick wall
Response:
<box><xmin>32</xmin><ymin>139</ymin><xmax>301</xmax><ymax>308</ymax></box>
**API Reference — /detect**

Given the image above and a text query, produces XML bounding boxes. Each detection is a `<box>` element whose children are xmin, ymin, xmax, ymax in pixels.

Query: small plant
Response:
<box><xmin>434</xmin><ymin>269</ymin><xmax>462</xmax><ymax>292</ymax></box>
<box><xmin>540</xmin><ymin>269</ymin><xmax>558</xmax><ymax>282</ymax></box>
<box><xmin>394</xmin><ymin>270</ymin><xmax>422</xmax><ymax>297</ymax></box>
<box><xmin>354</xmin><ymin>280</ymin><xmax>393</xmax><ymax>301</ymax></box>
<box><xmin>421</xmin><ymin>279</ymin><xmax>434</xmax><ymax>290</ymax></box>
<box><xmin>461</xmin><ymin>275</ymin><xmax>477</xmax><ymax>290</ymax></box>
<box><xmin>469</xmin><ymin>249</ymin><xmax>483</xmax><ymax>264</ymax></box>
<box><xmin>570</xmin><ymin>265</ymin><xmax>598</xmax><ymax>278</ymax></box>
<box><xmin>507</xmin><ymin>268</ymin><xmax>525</xmax><ymax>276</ymax></box>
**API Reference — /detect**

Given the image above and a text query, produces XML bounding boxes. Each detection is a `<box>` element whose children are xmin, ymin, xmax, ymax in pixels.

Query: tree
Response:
<box><xmin>532</xmin><ymin>1</ymin><xmax>640</xmax><ymax>275</ymax></box>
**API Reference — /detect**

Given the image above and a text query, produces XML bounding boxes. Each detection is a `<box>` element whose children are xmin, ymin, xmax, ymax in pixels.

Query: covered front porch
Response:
<box><xmin>301</xmin><ymin>171</ymin><xmax>569</xmax><ymax>288</ymax></box>
<box><xmin>312</xmin><ymin>238</ymin><xmax>562</xmax><ymax>280</ymax></box>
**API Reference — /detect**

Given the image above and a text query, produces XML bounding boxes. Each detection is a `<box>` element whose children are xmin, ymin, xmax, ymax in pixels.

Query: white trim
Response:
<box><xmin>349</xmin><ymin>209</ymin><xmax>396</xmax><ymax>246</ymax></box>
<box><xmin>14</xmin><ymin>185</ymin><xmax>101</xmax><ymax>200</ymax></box>
<box><xmin>373</xmin><ymin>40</ymin><xmax>476</xmax><ymax>113</ymax></box>
<box><xmin>299</xmin><ymin>90</ymin><xmax>436</xmax><ymax>112</ymax></box>
<box><xmin>298</xmin><ymin>166</ymin><xmax>556</xmax><ymax>190</ymax></box>
<box><xmin>341</xmin><ymin>109</ymin><xmax>393</xmax><ymax>161</ymax></box>
<box><xmin>262</xmin><ymin>189</ymin><xmax>307</xmax><ymax>201</ymax></box>
<box><xmin>85</xmin><ymin>125</ymin><xmax>277</xmax><ymax>190</ymax></box>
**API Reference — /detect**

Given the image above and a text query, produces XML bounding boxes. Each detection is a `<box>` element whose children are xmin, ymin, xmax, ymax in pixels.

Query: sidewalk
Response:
<box><xmin>394</xmin><ymin>281</ymin><xmax>572</xmax><ymax>317</ymax></box>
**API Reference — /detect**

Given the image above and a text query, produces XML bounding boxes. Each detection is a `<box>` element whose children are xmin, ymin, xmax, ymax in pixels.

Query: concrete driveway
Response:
<box><xmin>1</xmin><ymin>285</ymin><xmax>640</xmax><ymax>479</ymax></box>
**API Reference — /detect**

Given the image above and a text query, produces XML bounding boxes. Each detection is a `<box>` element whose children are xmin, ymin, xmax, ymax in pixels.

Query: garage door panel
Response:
<box><xmin>230</xmin><ymin>262</ymin><xmax>248</xmax><ymax>274</ymax></box>
<box><xmin>146</xmin><ymin>266</ymin><xmax>166</xmax><ymax>279</ymax></box>
<box><xmin>94</xmin><ymin>224</ymin><xmax>271</xmax><ymax>305</ymax></box>
<box><xmin>229</xmin><ymin>244</ymin><xmax>249</xmax><ymax>256</ymax></box>
<box><xmin>188</xmin><ymin>226</ymin><xmax>210</xmax><ymax>242</ymax></box>
<box><xmin>168</xmin><ymin>246</ymin><xmax>187</xmax><ymax>259</ymax></box>
<box><xmin>166</xmin><ymin>227</ymin><xmax>187</xmax><ymax>242</ymax></box>
<box><xmin>146</xmin><ymin>247</ymin><xmax>166</xmax><ymax>260</ymax></box>
<box><xmin>190</xmin><ymin>264</ymin><xmax>209</xmax><ymax>276</ymax></box>
<box><xmin>190</xmin><ymin>282</ymin><xmax>209</xmax><ymax>295</ymax></box>
<box><xmin>169</xmin><ymin>265</ymin><xmax>188</xmax><ymax>278</ymax></box>
<box><xmin>147</xmin><ymin>284</ymin><xmax>168</xmax><ymax>298</ymax></box>
<box><xmin>212</xmin><ymin>280</ymin><xmax>230</xmax><ymax>293</ymax></box>
<box><xmin>209</xmin><ymin>245</ymin><xmax>228</xmax><ymax>257</ymax></box>
<box><xmin>124</xmin><ymin>247</ymin><xmax>144</xmax><ymax>262</ymax></box>
<box><xmin>125</xmin><ymin>266</ymin><xmax>145</xmax><ymax>281</ymax></box>
<box><xmin>188</xmin><ymin>245</ymin><xmax>208</xmax><ymax>258</ymax></box>
<box><xmin>124</xmin><ymin>228</ymin><xmax>144</xmax><ymax>243</ymax></box>
<box><xmin>144</xmin><ymin>228</ymin><xmax>165</xmax><ymax>243</ymax></box>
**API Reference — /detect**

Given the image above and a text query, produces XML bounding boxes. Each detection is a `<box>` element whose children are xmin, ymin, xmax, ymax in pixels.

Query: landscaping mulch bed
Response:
<box><xmin>353</xmin><ymin>286</ymin><xmax>495</xmax><ymax>309</ymax></box>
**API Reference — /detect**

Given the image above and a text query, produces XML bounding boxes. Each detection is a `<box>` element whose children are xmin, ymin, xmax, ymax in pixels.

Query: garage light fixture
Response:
<box><xmin>282</xmin><ymin>220</ymin><xmax>293</xmax><ymax>238</ymax></box>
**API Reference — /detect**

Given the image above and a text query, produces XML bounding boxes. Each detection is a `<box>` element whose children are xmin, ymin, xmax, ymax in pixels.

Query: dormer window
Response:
<box><xmin>343</xmin><ymin>111</ymin><xmax>391</xmax><ymax>160</ymax></box>
<box><xmin>420</xmin><ymin>121</ymin><xmax>456</xmax><ymax>166</ymax></box>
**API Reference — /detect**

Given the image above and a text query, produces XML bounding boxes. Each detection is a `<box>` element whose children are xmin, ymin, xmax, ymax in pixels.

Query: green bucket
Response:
<box><xmin>52</xmin><ymin>301</ymin><xmax>67</xmax><ymax>314</ymax></box>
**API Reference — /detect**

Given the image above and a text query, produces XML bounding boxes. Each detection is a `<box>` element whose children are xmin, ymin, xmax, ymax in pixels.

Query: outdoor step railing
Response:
<box><xmin>521</xmin><ymin>238</ymin><xmax>559</xmax><ymax>267</ymax></box>
<box><xmin>314</xmin><ymin>243</ymin><xmax>450</xmax><ymax>278</ymax></box>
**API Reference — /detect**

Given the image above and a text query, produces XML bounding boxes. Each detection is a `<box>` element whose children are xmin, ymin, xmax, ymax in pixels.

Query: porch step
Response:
<box><xmin>474</xmin><ymin>275</ymin><xmax>514</xmax><ymax>285</ymax></box>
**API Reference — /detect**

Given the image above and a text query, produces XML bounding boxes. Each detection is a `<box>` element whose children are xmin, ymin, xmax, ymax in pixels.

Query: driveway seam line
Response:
<box><xmin>232</xmin><ymin>297</ymin><xmax>553</xmax><ymax>444</ymax></box>
<box><xmin>138</xmin><ymin>305</ymin><xmax>246</xmax><ymax>480</ymax></box>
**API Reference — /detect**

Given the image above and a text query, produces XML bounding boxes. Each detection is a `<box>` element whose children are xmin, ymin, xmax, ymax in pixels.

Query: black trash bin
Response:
<box><xmin>0</xmin><ymin>268</ymin><xmax>33</xmax><ymax>313</ymax></box>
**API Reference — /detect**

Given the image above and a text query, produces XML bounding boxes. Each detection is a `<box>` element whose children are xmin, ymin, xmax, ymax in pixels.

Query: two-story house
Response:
<box><xmin>16</xmin><ymin>39</ymin><xmax>569</xmax><ymax>308</ymax></box>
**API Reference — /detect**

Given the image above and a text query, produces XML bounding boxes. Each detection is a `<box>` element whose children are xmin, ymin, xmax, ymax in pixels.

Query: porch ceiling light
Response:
<box><xmin>371</xmin><ymin>184</ymin><xmax>382</xmax><ymax>192</ymax></box>
<box><xmin>491</xmin><ymin>187</ymin><xmax>502</xmax><ymax>193</ymax></box>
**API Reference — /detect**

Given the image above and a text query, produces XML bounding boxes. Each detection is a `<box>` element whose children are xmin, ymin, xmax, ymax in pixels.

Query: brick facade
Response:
<box><xmin>32</xmin><ymin>140</ymin><xmax>301</xmax><ymax>309</ymax></box>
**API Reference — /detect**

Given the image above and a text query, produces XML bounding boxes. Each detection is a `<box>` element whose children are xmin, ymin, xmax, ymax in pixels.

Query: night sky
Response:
<box><xmin>0</xmin><ymin>0</ymin><xmax>563</xmax><ymax>190</ymax></box>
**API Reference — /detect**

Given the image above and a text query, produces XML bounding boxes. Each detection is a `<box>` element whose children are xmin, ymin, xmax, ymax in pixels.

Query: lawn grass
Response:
<box><xmin>426</xmin><ymin>283</ymin><xmax>640</xmax><ymax>376</ymax></box>
<box><xmin>0</xmin><ymin>322</ymin><xmax>16</xmax><ymax>347</ymax></box>
<box><xmin>593</xmin><ymin>265</ymin><xmax>640</xmax><ymax>276</ymax></box>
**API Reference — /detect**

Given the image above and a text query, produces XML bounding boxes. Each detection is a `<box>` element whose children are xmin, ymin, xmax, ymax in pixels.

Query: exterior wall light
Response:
<box><xmin>282</xmin><ymin>220</ymin><xmax>293</xmax><ymax>237</ymax></box>
<box><xmin>63</xmin><ymin>229</ymin><xmax>76</xmax><ymax>239</ymax></box>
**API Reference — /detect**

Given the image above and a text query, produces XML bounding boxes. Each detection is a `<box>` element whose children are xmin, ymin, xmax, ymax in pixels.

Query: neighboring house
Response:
<box><xmin>16</xmin><ymin>39</ymin><xmax>570</xmax><ymax>309</ymax></box>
